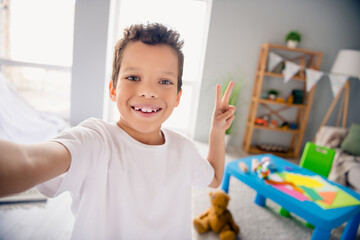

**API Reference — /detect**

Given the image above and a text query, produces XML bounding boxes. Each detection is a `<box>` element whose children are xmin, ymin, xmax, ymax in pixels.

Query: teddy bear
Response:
<box><xmin>193</xmin><ymin>190</ymin><xmax>240</xmax><ymax>240</ymax></box>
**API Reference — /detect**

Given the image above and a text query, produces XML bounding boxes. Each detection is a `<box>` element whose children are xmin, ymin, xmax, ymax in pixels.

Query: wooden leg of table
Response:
<box><xmin>221</xmin><ymin>172</ymin><xmax>231</xmax><ymax>193</ymax></box>
<box><xmin>254</xmin><ymin>193</ymin><xmax>266</xmax><ymax>206</ymax></box>
<box><xmin>311</xmin><ymin>227</ymin><xmax>330</xmax><ymax>240</ymax></box>
<box><xmin>341</xmin><ymin>212</ymin><xmax>360</xmax><ymax>240</ymax></box>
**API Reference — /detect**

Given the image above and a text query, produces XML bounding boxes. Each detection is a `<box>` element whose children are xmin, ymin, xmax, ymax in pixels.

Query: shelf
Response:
<box><xmin>256</xmin><ymin>98</ymin><xmax>306</xmax><ymax>108</ymax></box>
<box><xmin>265</xmin><ymin>43</ymin><xmax>322</xmax><ymax>56</ymax></box>
<box><xmin>248</xmin><ymin>145</ymin><xmax>296</xmax><ymax>158</ymax></box>
<box><xmin>261</xmin><ymin>71</ymin><xmax>306</xmax><ymax>81</ymax></box>
<box><xmin>253</xmin><ymin>125</ymin><xmax>300</xmax><ymax>133</ymax></box>
<box><xmin>242</xmin><ymin>43</ymin><xmax>322</xmax><ymax>158</ymax></box>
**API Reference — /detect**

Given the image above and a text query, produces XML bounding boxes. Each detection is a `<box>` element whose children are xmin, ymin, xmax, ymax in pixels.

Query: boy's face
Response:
<box><xmin>109</xmin><ymin>41</ymin><xmax>182</xmax><ymax>142</ymax></box>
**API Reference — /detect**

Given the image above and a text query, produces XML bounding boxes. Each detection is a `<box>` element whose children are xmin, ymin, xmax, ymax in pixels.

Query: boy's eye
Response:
<box><xmin>160</xmin><ymin>80</ymin><xmax>173</xmax><ymax>85</ymax></box>
<box><xmin>126</xmin><ymin>75</ymin><xmax>139</xmax><ymax>81</ymax></box>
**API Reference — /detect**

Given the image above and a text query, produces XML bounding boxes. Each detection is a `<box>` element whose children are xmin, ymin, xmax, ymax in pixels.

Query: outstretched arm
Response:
<box><xmin>208</xmin><ymin>82</ymin><xmax>236</xmax><ymax>188</ymax></box>
<box><xmin>0</xmin><ymin>140</ymin><xmax>70</xmax><ymax>197</ymax></box>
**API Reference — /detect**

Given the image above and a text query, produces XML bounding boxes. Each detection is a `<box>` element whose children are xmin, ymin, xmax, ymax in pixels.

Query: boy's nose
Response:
<box><xmin>138</xmin><ymin>82</ymin><xmax>157</xmax><ymax>98</ymax></box>
<box><xmin>140</xmin><ymin>91</ymin><xmax>156</xmax><ymax>98</ymax></box>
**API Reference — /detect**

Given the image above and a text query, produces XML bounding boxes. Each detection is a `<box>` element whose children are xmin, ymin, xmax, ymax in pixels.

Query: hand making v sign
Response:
<box><xmin>213</xmin><ymin>81</ymin><xmax>237</xmax><ymax>131</ymax></box>
<box><xmin>207</xmin><ymin>81</ymin><xmax>237</xmax><ymax>188</ymax></box>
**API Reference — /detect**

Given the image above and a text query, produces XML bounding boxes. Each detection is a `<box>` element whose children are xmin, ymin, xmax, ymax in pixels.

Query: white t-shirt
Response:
<box><xmin>37</xmin><ymin>118</ymin><xmax>214</xmax><ymax>240</ymax></box>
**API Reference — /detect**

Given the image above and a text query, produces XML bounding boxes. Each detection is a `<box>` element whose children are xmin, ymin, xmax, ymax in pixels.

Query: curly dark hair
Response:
<box><xmin>111</xmin><ymin>23</ymin><xmax>184</xmax><ymax>92</ymax></box>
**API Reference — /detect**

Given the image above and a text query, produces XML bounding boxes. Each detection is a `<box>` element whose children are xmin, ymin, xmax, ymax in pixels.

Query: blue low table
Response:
<box><xmin>221</xmin><ymin>154</ymin><xmax>360</xmax><ymax>240</ymax></box>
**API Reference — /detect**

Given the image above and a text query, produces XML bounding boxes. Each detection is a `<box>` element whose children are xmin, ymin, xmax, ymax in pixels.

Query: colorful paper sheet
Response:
<box><xmin>318</xmin><ymin>192</ymin><xmax>337</xmax><ymax>206</ymax></box>
<box><xmin>268</xmin><ymin>172</ymin><xmax>360</xmax><ymax>209</ymax></box>
<box><xmin>272</xmin><ymin>185</ymin><xmax>308</xmax><ymax>202</ymax></box>
<box><xmin>317</xmin><ymin>183</ymin><xmax>339</xmax><ymax>193</ymax></box>
<box><xmin>268</xmin><ymin>173</ymin><xmax>284</xmax><ymax>182</ymax></box>
<box><xmin>300</xmin><ymin>186</ymin><xmax>324</xmax><ymax>201</ymax></box>
<box><xmin>283</xmin><ymin>173</ymin><xmax>324</xmax><ymax>188</ymax></box>
<box><xmin>316</xmin><ymin>190</ymin><xmax>360</xmax><ymax>209</ymax></box>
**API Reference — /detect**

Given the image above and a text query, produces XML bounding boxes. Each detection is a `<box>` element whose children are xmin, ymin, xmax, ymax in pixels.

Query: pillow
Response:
<box><xmin>341</xmin><ymin>123</ymin><xmax>360</xmax><ymax>156</ymax></box>
<box><xmin>315</xmin><ymin>126</ymin><xmax>348</xmax><ymax>148</ymax></box>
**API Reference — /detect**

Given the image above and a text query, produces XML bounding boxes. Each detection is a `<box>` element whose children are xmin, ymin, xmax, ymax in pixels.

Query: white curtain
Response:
<box><xmin>0</xmin><ymin>72</ymin><xmax>66</xmax><ymax>144</ymax></box>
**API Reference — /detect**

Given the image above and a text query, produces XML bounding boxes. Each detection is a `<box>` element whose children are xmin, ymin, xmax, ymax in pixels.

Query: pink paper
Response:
<box><xmin>272</xmin><ymin>185</ymin><xmax>308</xmax><ymax>201</ymax></box>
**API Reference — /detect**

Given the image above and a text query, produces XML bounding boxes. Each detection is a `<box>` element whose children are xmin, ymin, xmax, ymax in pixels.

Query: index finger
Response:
<box><xmin>215</xmin><ymin>84</ymin><xmax>222</xmax><ymax>107</ymax></box>
<box><xmin>222</xmin><ymin>81</ymin><xmax>234</xmax><ymax>105</ymax></box>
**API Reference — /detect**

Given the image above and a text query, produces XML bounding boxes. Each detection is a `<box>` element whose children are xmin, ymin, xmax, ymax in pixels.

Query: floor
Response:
<box><xmin>0</xmin><ymin>143</ymin><xmax>298</xmax><ymax>239</ymax></box>
<box><xmin>0</xmin><ymin>193</ymin><xmax>74</xmax><ymax>239</ymax></box>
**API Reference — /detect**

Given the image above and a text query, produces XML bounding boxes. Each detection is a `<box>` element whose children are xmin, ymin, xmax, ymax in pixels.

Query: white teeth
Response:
<box><xmin>140</xmin><ymin>108</ymin><xmax>150</xmax><ymax>113</ymax></box>
<box><xmin>134</xmin><ymin>106</ymin><xmax>160</xmax><ymax>113</ymax></box>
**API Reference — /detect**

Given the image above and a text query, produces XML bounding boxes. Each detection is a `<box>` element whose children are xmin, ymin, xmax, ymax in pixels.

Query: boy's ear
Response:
<box><xmin>109</xmin><ymin>81</ymin><xmax>116</xmax><ymax>102</ymax></box>
<box><xmin>175</xmin><ymin>89</ymin><xmax>182</xmax><ymax>107</ymax></box>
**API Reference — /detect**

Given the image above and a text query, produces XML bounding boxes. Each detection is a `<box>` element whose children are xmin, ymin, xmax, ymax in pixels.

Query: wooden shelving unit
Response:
<box><xmin>257</xmin><ymin>99</ymin><xmax>307</xmax><ymax>108</ymax></box>
<box><xmin>242</xmin><ymin>43</ymin><xmax>323</xmax><ymax>158</ymax></box>
<box><xmin>263</xmin><ymin>72</ymin><xmax>306</xmax><ymax>81</ymax></box>
<box><xmin>248</xmin><ymin>146</ymin><xmax>296</xmax><ymax>158</ymax></box>
<box><xmin>253</xmin><ymin>125</ymin><xmax>301</xmax><ymax>133</ymax></box>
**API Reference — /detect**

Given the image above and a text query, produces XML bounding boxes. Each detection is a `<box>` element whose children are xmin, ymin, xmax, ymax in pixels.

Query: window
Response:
<box><xmin>0</xmin><ymin>0</ymin><xmax>75</xmax><ymax>116</ymax></box>
<box><xmin>108</xmin><ymin>0</ymin><xmax>211</xmax><ymax>136</ymax></box>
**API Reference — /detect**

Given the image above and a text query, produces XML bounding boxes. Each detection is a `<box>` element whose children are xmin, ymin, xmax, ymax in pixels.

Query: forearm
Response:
<box><xmin>207</xmin><ymin>128</ymin><xmax>226</xmax><ymax>188</ymax></box>
<box><xmin>0</xmin><ymin>140</ymin><xmax>70</xmax><ymax>197</ymax></box>
<box><xmin>0</xmin><ymin>140</ymin><xmax>36</xmax><ymax>196</ymax></box>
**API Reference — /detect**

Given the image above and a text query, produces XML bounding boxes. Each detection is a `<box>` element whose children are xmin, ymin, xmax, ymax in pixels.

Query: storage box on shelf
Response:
<box><xmin>242</xmin><ymin>43</ymin><xmax>323</xmax><ymax>158</ymax></box>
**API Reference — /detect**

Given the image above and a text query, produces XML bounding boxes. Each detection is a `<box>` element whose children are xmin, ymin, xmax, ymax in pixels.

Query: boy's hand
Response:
<box><xmin>207</xmin><ymin>81</ymin><xmax>237</xmax><ymax>188</ymax></box>
<box><xmin>212</xmin><ymin>81</ymin><xmax>236</xmax><ymax>132</ymax></box>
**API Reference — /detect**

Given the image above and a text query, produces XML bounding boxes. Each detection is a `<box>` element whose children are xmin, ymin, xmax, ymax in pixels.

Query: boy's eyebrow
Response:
<box><xmin>122</xmin><ymin>67</ymin><xmax>177</xmax><ymax>78</ymax></box>
<box><xmin>162</xmin><ymin>71</ymin><xmax>177</xmax><ymax>78</ymax></box>
<box><xmin>123</xmin><ymin>67</ymin><xmax>140</xmax><ymax>73</ymax></box>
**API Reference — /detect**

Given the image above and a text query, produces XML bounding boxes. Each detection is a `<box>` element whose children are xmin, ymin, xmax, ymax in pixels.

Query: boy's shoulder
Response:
<box><xmin>70</xmin><ymin>117</ymin><xmax>116</xmax><ymax>136</ymax></box>
<box><xmin>78</xmin><ymin>117</ymin><xmax>114</xmax><ymax>128</ymax></box>
<box><xmin>162</xmin><ymin>128</ymin><xmax>194</xmax><ymax>147</ymax></box>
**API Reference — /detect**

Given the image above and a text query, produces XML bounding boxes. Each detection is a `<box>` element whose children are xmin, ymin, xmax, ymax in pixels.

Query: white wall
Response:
<box><xmin>194</xmin><ymin>0</ymin><xmax>360</xmax><ymax>149</ymax></box>
<box><xmin>70</xmin><ymin>0</ymin><xmax>111</xmax><ymax>126</ymax></box>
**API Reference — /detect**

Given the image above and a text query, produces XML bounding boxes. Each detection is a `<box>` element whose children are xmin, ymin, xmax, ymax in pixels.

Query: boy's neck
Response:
<box><xmin>116</xmin><ymin>120</ymin><xmax>165</xmax><ymax>145</ymax></box>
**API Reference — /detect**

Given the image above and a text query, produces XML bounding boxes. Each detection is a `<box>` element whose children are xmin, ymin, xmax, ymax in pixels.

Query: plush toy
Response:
<box><xmin>193</xmin><ymin>190</ymin><xmax>240</xmax><ymax>240</ymax></box>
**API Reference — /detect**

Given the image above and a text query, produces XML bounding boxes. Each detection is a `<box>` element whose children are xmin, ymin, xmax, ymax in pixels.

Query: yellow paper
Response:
<box><xmin>283</xmin><ymin>173</ymin><xmax>324</xmax><ymax>188</ymax></box>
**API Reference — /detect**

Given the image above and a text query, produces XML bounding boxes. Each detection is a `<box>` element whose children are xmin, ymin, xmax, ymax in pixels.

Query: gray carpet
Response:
<box><xmin>191</xmin><ymin>179</ymin><xmax>360</xmax><ymax>240</ymax></box>
<box><xmin>191</xmin><ymin>144</ymin><xmax>360</xmax><ymax>240</ymax></box>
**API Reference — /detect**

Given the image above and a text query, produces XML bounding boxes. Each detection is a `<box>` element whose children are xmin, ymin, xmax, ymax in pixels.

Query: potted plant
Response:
<box><xmin>285</xmin><ymin>31</ymin><xmax>301</xmax><ymax>48</ymax></box>
<box><xmin>267</xmin><ymin>89</ymin><xmax>279</xmax><ymax>100</ymax></box>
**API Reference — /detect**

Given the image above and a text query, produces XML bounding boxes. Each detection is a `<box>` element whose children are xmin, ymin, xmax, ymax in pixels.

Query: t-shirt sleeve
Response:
<box><xmin>36</xmin><ymin>118</ymin><xmax>107</xmax><ymax>198</ymax></box>
<box><xmin>189</xmin><ymin>142</ymin><xmax>214</xmax><ymax>189</ymax></box>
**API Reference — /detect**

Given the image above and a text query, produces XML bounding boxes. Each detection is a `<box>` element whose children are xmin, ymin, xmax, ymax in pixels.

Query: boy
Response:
<box><xmin>0</xmin><ymin>23</ymin><xmax>236</xmax><ymax>239</ymax></box>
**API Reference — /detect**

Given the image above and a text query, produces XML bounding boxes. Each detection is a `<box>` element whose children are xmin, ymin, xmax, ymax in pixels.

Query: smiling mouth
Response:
<box><xmin>131</xmin><ymin>106</ymin><xmax>162</xmax><ymax>113</ymax></box>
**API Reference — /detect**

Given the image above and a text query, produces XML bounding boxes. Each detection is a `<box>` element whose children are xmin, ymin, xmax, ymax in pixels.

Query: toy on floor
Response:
<box><xmin>193</xmin><ymin>190</ymin><xmax>240</xmax><ymax>240</ymax></box>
